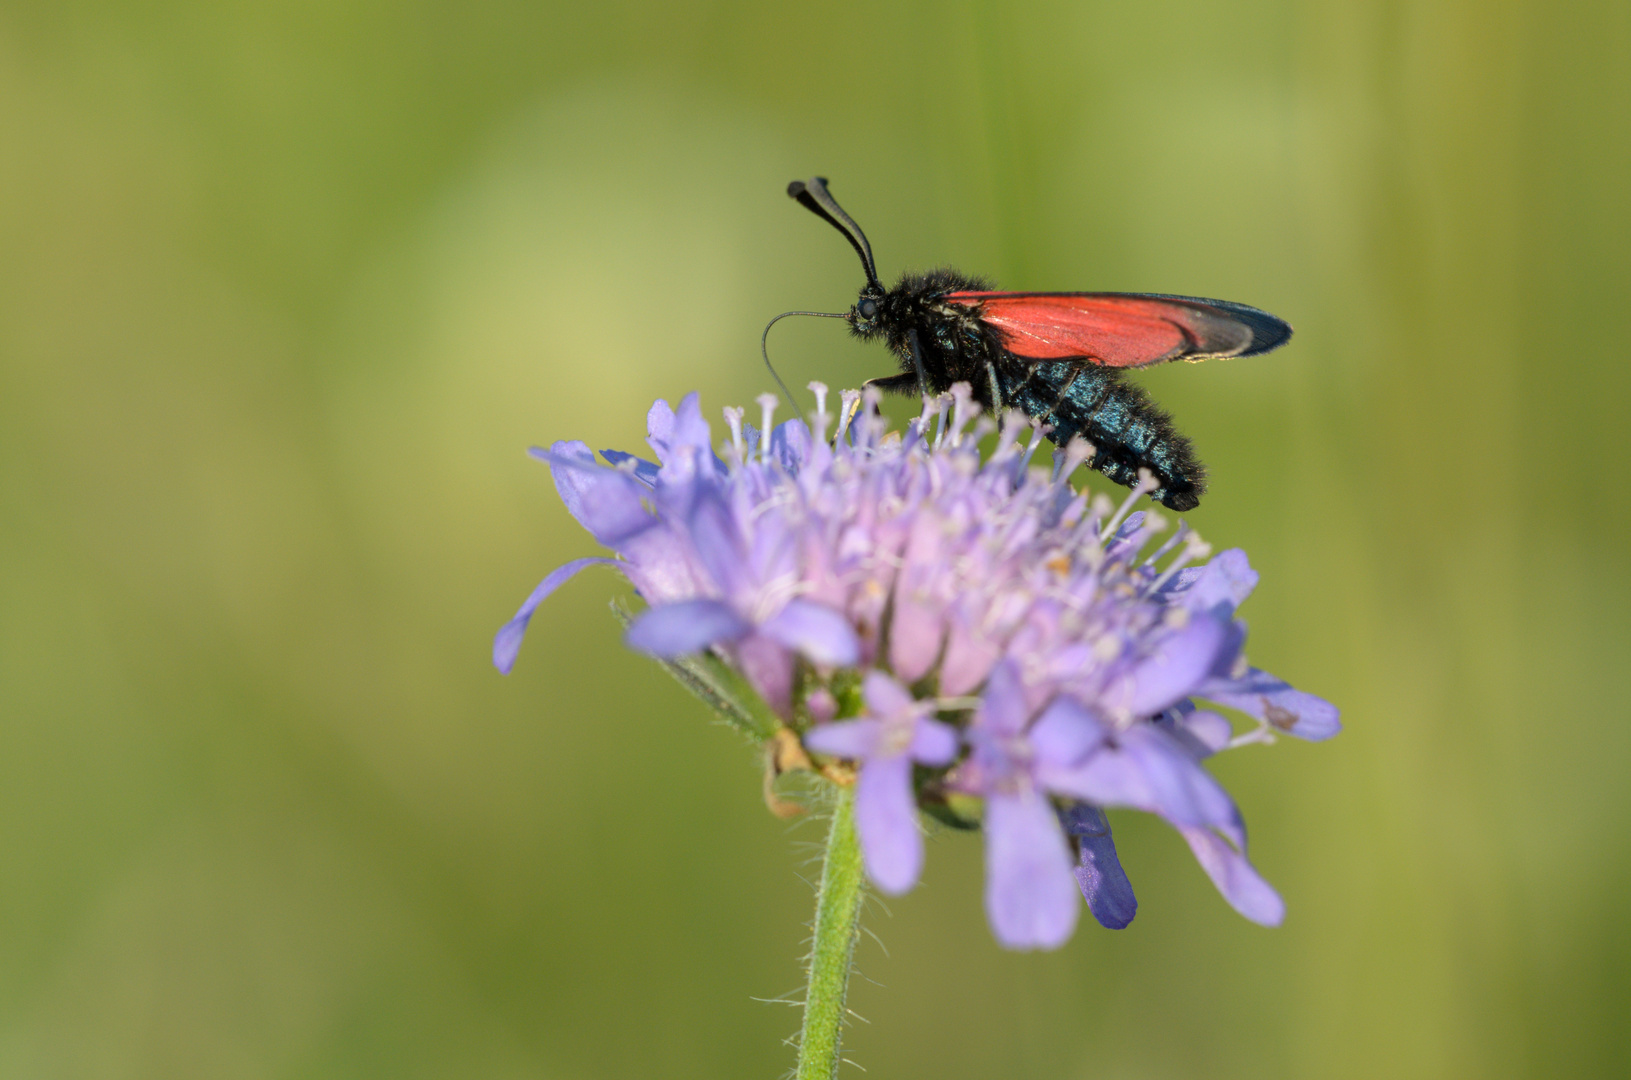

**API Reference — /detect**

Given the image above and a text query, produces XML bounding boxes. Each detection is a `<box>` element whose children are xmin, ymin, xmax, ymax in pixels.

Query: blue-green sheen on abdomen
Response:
<box><xmin>997</xmin><ymin>361</ymin><xmax>1205</xmax><ymax>511</ymax></box>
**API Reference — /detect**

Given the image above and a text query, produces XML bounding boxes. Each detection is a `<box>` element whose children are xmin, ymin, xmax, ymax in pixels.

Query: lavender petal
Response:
<box><xmin>938</xmin><ymin>614</ymin><xmax>1002</xmax><ymax>697</ymax></box>
<box><xmin>854</xmin><ymin>754</ymin><xmax>924</xmax><ymax>895</ymax></box>
<box><xmin>908</xmin><ymin>717</ymin><xmax>960</xmax><ymax>766</ymax></box>
<box><xmin>976</xmin><ymin>659</ymin><xmax>1031</xmax><ymax>736</ymax></box>
<box><xmin>861</xmin><ymin>670</ymin><xmax>917</xmax><ymax>719</ymax></box>
<box><xmin>759</xmin><ymin>599</ymin><xmax>861</xmax><ymax>667</ymax></box>
<box><xmin>1119</xmin><ymin>614</ymin><xmax>1230</xmax><ymax>716</ymax></box>
<box><xmin>890</xmin><ymin>513</ymin><xmax>948</xmax><ymax>682</ymax></box>
<box><xmin>670</xmin><ymin>392</ymin><xmax>714</xmax><ymax>455</ymax></box>
<box><xmin>1044</xmin><ymin>724</ymin><xmax>1241</xmax><ymax>840</ymax></box>
<box><xmin>536</xmin><ymin>441</ymin><xmax>657</xmax><ymax>546</ymax></box>
<box><xmin>1028</xmin><ymin>697</ymin><xmax>1107</xmax><ymax>769</ymax></box>
<box><xmin>624</xmin><ymin>599</ymin><xmax>750</xmax><ymax>657</ymax></box>
<box><xmin>611</xmin><ymin>525</ymin><xmax>705</xmax><ymax>604</ymax></box>
<box><xmin>647</xmin><ymin>391</ymin><xmax>713</xmax><ymax>464</ymax></box>
<box><xmin>984</xmin><ymin>788</ymin><xmax>1081</xmax><ymax>950</ymax></box>
<box><xmin>1155</xmin><ymin>707</ymin><xmax>1233</xmax><ymax>758</ymax></box>
<box><xmin>889</xmin><ymin>596</ymin><xmax>946</xmax><ymax>684</ymax></box>
<box><xmin>684</xmin><ymin>488</ymin><xmax>751</xmax><ymax>598</ymax></box>
<box><xmin>769</xmin><ymin>418</ymin><xmax>813</xmax><ymax>472</ymax></box>
<box><xmin>493</xmin><ymin>557</ymin><xmax>619</xmax><ymax>673</ymax></box>
<box><xmin>1105</xmin><ymin>511</ymin><xmax>1149</xmax><ymax>561</ymax></box>
<box><xmin>1162</xmin><ymin>548</ymin><xmax>1259</xmax><ymax>616</ymax></box>
<box><xmin>1179</xmin><ymin>826</ymin><xmax>1285</xmax><ymax>926</ymax></box>
<box><xmin>803</xmin><ymin>718</ymin><xmax>882</xmax><ymax>760</ymax></box>
<box><xmin>644</xmin><ymin>398</ymin><xmax>676</xmax><ymax>457</ymax></box>
<box><xmin>1198</xmin><ymin>668</ymin><xmax>1342</xmax><ymax>741</ymax></box>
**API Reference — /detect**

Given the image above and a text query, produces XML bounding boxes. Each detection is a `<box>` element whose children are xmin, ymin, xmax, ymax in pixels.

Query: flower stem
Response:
<box><xmin>795</xmin><ymin>783</ymin><xmax>865</xmax><ymax>1080</ymax></box>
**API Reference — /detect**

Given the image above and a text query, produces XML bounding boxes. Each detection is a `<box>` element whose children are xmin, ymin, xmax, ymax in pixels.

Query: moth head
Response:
<box><xmin>849</xmin><ymin>286</ymin><xmax>886</xmax><ymax>336</ymax></box>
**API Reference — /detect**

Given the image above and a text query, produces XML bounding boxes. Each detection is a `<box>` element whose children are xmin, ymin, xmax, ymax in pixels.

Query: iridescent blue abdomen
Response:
<box><xmin>996</xmin><ymin>361</ymin><xmax>1205</xmax><ymax>511</ymax></box>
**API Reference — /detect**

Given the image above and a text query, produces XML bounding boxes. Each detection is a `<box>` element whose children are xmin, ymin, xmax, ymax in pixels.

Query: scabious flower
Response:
<box><xmin>496</xmin><ymin>383</ymin><xmax>1338</xmax><ymax>949</ymax></box>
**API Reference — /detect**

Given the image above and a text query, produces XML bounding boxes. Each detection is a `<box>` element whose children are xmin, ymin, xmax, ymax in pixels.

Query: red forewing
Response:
<box><xmin>944</xmin><ymin>291</ymin><xmax>1289</xmax><ymax>368</ymax></box>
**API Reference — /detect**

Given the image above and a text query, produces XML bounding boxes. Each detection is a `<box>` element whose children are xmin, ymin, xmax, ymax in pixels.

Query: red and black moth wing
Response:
<box><xmin>944</xmin><ymin>291</ymin><xmax>1292</xmax><ymax>366</ymax></box>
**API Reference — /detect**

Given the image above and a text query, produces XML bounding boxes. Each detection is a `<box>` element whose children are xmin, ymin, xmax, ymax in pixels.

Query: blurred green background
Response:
<box><xmin>2</xmin><ymin>0</ymin><xmax>1627</xmax><ymax>1077</ymax></box>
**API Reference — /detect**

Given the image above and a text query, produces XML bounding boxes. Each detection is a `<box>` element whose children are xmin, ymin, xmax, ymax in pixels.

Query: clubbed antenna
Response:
<box><xmin>788</xmin><ymin>177</ymin><xmax>881</xmax><ymax>290</ymax></box>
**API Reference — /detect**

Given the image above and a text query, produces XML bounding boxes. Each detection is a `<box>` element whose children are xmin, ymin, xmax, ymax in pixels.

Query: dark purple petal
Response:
<box><xmin>976</xmin><ymin>659</ymin><xmax>1030</xmax><ymax>736</ymax></box>
<box><xmin>1117</xmin><ymin>615</ymin><xmax>1230</xmax><ymax>716</ymax></box>
<box><xmin>984</xmin><ymin>788</ymin><xmax>1081</xmax><ymax>950</ymax></box>
<box><xmin>493</xmin><ymin>557</ymin><xmax>619</xmax><ymax>673</ymax></box>
<box><xmin>909</xmin><ymin>717</ymin><xmax>959</xmax><ymax>766</ymax></box>
<box><xmin>1060</xmin><ymin>804</ymin><xmax>1137</xmax><ymax>930</ymax></box>
<box><xmin>1047</xmin><ymin>724</ymin><xmax>1241</xmax><ymax>839</ymax></box>
<box><xmin>854</xmin><ymin>754</ymin><xmax>923</xmax><ymax>894</ymax></box>
<box><xmin>625</xmin><ymin>599</ymin><xmax>750</xmax><ymax>657</ymax></box>
<box><xmin>760</xmin><ymin>599</ymin><xmax>860</xmax><ymax>667</ymax></box>
<box><xmin>1198</xmin><ymin>668</ymin><xmax>1342</xmax><ymax>741</ymax></box>
<box><xmin>1029</xmin><ymin>697</ymin><xmax>1107</xmax><ymax>768</ymax></box>
<box><xmin>599</xmin><ymin>449</ymin><xmax>659</xmax><ymax>487</ymax></box>
<box><xmin>535</xmin><ymin>441</ymin><xmax>658</xmax><ymax>547</ymax></box>
<box><xmin>1178</xmin><ymin>826</ymin><xmax>1285</xmax><ymax>926</ymax></box>
<box><xmin>804</xmin><ymin>718</ymin><xmax>881</xmax><ymax>760</ymax></box>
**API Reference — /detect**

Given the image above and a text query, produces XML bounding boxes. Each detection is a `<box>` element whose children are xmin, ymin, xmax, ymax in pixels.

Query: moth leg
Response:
<box><xmin>986</xmin><ymin>361</ymin><xmax>1003</xmax><ymax>413</ymax></box>
<box><xmin>906</xmin><ymin>328</ymin><xmax>930</xmax><ymax>399</ymax></box>
<box><xmin>839</xmin><ymin>389</ymin><xmax>865</xmax><ymax>435</ymax></box>
<box><xmin>861</xmin><ymin>373</ymin><xmax>920</xmax><ymax>395</ymax></box>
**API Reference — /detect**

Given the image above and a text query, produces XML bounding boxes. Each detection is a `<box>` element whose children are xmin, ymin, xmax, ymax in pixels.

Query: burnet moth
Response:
<box><xmin>770</xmin><ymin>177</ymin><xmax>1292</xmax><ymax>511</ymax></box>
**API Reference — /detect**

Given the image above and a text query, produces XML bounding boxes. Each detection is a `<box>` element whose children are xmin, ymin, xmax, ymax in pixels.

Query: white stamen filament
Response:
<box><xmin>1052</xmin><ymin>436</ymin><xmax>1095</xmax><ymax>484</ymax></box>
<box><xmin>1227</xmin><ymin>721</ymin><xmax>1278</xmax><ymax>750</ymax></box>
<box><xmin>722</xmin><ymin>406</ymin><xmax>746</xmax><ymax>463</ymax></box>
<box><xmin>1145</xmin><ymin>534</ymin><xmax>1213</xmax><ymax>596</ymax></box>
<box><xmin>946</xmin><ymin>384</ymin><xmax>978</xmax><ymax>446</ymax></box>
<box><xmin>1098</xmin><ymin>470</ymin><xmax>1160</xmax><ymax>545</ymax></box>
<box><xmin>807</xmin><ymin>381</ymin><xmax>832</xmax><ymax>445</ymax></box>
<box><xmin>756</xmin><ymin>393</ymin><xmax>778</xmax><ymax>463</ymax></box>
<box><xmin>1017</xmin><ymin>421</ymin><xmax>1049</xmax><ymax>472</ymax></box>
<box><xmin>1143</xmin><ymin>520</ymin><xmax>1191</xmax><ymax>567</ymax></box>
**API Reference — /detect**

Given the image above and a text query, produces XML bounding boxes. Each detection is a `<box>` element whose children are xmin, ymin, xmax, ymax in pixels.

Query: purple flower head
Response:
<box><xmin>496</xmin><ymin>382</ymin><xmax>1338</xmax><ymax>949</ymax></box>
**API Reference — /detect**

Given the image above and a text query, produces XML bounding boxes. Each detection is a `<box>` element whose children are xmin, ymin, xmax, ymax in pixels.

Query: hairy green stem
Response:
<box><xmin>795</xmin><ymin>784</ymin><xmax>865</xmax><ymax>1080</ymax></box>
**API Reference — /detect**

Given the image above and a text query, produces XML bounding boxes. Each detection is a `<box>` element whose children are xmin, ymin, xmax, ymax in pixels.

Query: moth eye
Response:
<box><xmin>858</xmin><ymin>298</ymin><xmax>878</xmax><ymax>318</ymax></box>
